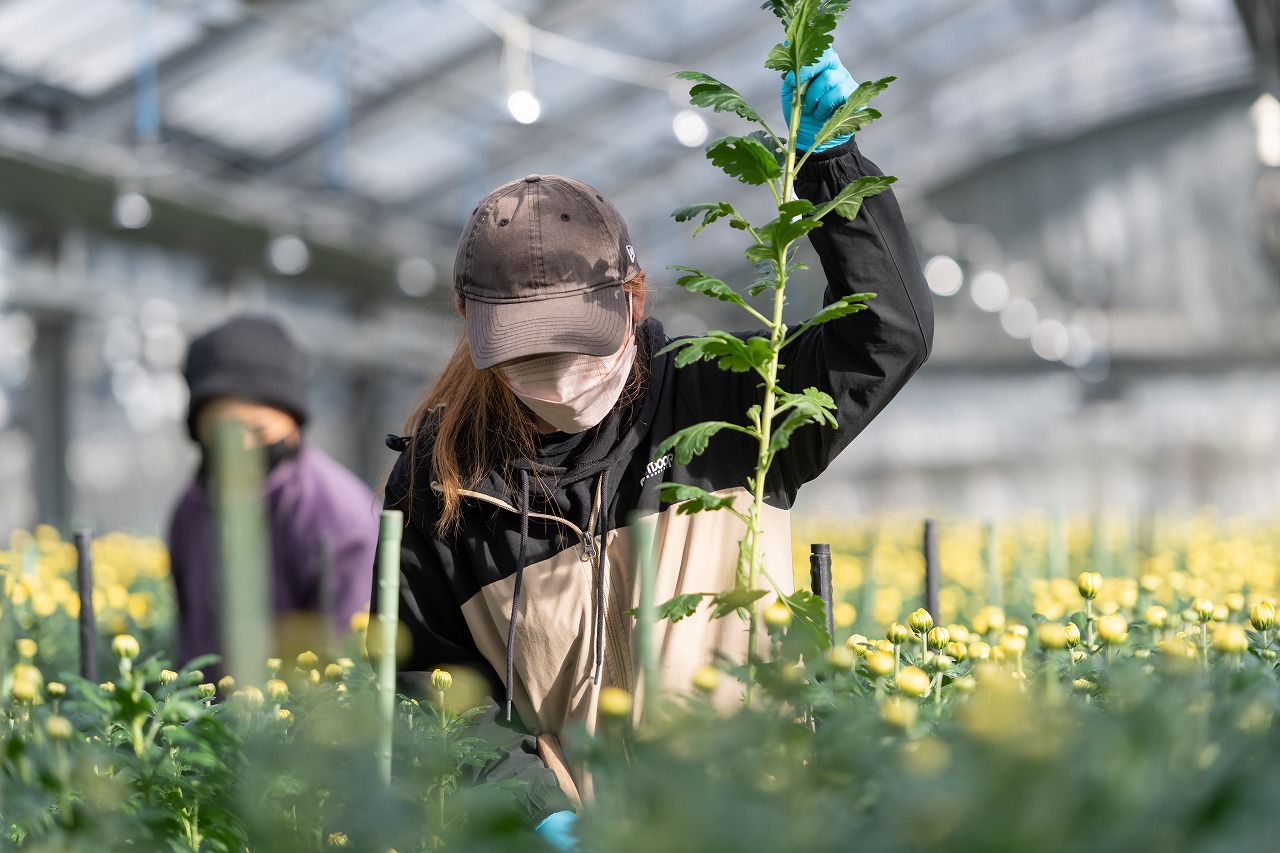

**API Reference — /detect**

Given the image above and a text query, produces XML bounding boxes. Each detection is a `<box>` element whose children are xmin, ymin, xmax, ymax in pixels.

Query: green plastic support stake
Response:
<box><xmin>212</xmin><ymin>420</ymin><xmax>270</xmax><ymax>688</ymax></box>
<box><xmin>376</xmin><ymin>509</ymin><xmax>403</xmax><ymax>787</ymax></box>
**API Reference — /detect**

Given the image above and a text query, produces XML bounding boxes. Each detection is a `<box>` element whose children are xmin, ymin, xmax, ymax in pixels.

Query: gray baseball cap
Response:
<box><xmin>454</xmin><ymin>174</ymin><xmax>640</xmax><ymax>369</ymax></box>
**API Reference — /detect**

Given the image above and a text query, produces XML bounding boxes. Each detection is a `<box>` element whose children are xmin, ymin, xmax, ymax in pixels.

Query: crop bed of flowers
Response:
<box><xmin>3</xmin><ymin>513</ymin><xmax>1280</xmax><ymax>851</ymax></box>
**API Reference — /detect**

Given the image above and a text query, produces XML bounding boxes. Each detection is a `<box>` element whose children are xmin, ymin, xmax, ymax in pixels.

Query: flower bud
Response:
<box><xmin>1063</xmin><ymin>622</ymin><xmax>1082</xmax><ymax>648</ymax></box>
<box><xmin>1071</xmin><ymin>677</ymin><xmax>1094</xmax><ymax>695</ymax></box>
<box><xmin>845</xmin><ymin>634</ymin><xmax>869</xmax><ymax>655</ymax></box>
<box><xmin>944</xmin><ymin>641</ymin><xmax>968</xmax><ymax>662</ymax></box>
<box><xmin>1007</xmin><ymin>624</ymin><xmax>1029</xmax><ymax>639</ymax></box>
<box><xmin>990</xmin><ymin>646</ymin><xmax>1007</xmax><ymax>664</ymax></box>
<box><xmin>692</xmin><ymin>665</ymin><xmax>720</xmax><ymax>693</ymax></box>
<box><xmin>1212</xmin><ymin>605</ymin><xmax>1229</xmax><ymax>623</ymax></box>
<box><xmin>1213</xmin><ymin>623</ymin><xmax>1249</xmax><ymax>655</ymax></box>
<box><xmin>998</xmin><ymin>632</ymin><xmax>1026</xmax><ymax>656</ymax></box>
<box><xmin>1251</xmin><ymin>601</ymin><xmax>1276</xmax><ymax>632</ymax></box>
<box><xmin>159</xmin><ymin>669</ymin><xmax>178</xmax><ymax>685</ymax></box>
<box><xmin>952</xmin><ymin>675</ymin><xmax>977</xmax><ymax>694</ymax></box>
<box><xmin>45</xmin><ymin>715</ymin><xmax>73</xmax><ymax>740</ymax></box>
<box><xmin>278</xmin><ymin>708</ymin><xmax>294</xmax><ymax>726</ymax></box>
<box><xmin>1192</xmin><ymin>598</ymin><xmax>1214</xmax><ymax>622</ymax></box>
<box><xmin>46</xmin><ymin>681</ymin><xmax>66</xmax><ymax>698</ymax></box>
<box><xmin>99</xmin><ymin>682</ymin><xmax>115</xmax><ymax>695</ymax></box>
<box><xmin>234</xmin><ymin>685</ymin><xmax>265</xmax><ymax>711</ymax></box>
<box><xmin>11</xmin><ymin>663</ymin><xmax>42</xmax><ymax>703</ymax></box>
<box><xmin>828</xmin><ymin>646</ymin><xmax>857</xmax><ymax>672</ymax></box>
<box><xmin>865</xmin><ymin>651</ymin><xmax>895</xmax><ymax>678</ymax></box>
<box><xmin>328</xmin><ymin>832</ymin><xmax>349</xmax><ymax>847</ymax></box>
<box><xmin>973</xmin><ymin>605</ymin><xmax>1005</xmax><ymax>636</ymax></box>
<box><xmin>15</xmin><ymin>638</ymin><xmax>37</xmax><ymax>660</ymax></box>
<box><xmin>880</xmin><ymin>695</ymin><xmax>918</xmax><ymax>729</ymax></box>
<box><xmin>1071</xmin><ymin>649</ymin><xmax>1089</xmax><ymax>664</ymax></box>
<box><xmin>598</xmin><ymin>687</ymin><xmax>632</xmax><ymax>720</ymax></box>
<box><xmin>887</xmin><ymin>623</ymin><xmax>911</xmax><ymax>645</ymax></box>
<box><xmin>764</xmin><ymin>600</ymin><xmax>792</xmax><ymax>628</ymax></box>
<box><xmin>198</xmin><ymin>682</ymin><xmax>217</xmax><ymax>699</ymax></box>
<box><xmin>934</xmin><ymin>654</ymin><xmax>954</xmax><ymax>672</ymax></box>
<box><xmin>324</xmin><ymin>663</ymin><xmax>345</xmax><ymax>683</ymax></box>
<box><xmin>945</xmin><ymin>624</ymin><xmax>971</xmax><ymax>644</ymax></box>
<box><xmin>895</xmin><ymin>666</ymin><xmax>930</xmax><ymax>698</ymax></box>
<box><xmin>266</xmin><ymin>679</ymin><xmax>290</xmax><ymax>703</ymax></box>
<box><xmin>1225</xmin><ymin>592</ymin><xmax>1245</xmax><ymax>613</ymax></box>
<box><xmin>111</xmin><ymin>634</ymin><xmax>140</xmax><ymax>661</ymax></box>
<box><xmin>1145</xmin><ymin>605</ymin><xmax>1168</xmax><ymax>629</ymax></box>
<box><xmin>968</xmin><ymin>641</ymin><xmax>992</xmax><ymax>661</ymax></box>
<box><xmin>266</xmin><ymin>658</ymin><xmax>283</xmax><ymax>676</ymax></box>
<box><xmin>926</xmin><ymin>626</ymin><xmax>950</xmax><ymax>650</ymax></box>
<box><xmin>1097</xmin><ymin>613</ymin><xmax>1129</xmax><ymax>645</ymax></box>
<box><xmin>1077</xmin><ymin>571</ymin><xmax>1102</xmax><ymax>600</ymax></box>
<box><xmin>217</xmin><ymin>675</ymin><xmax>236</xmax><ymax>695</ymax></box>
<box><xmin>1037</xmin><ymin>622</ymin><xmax>1068</xmax><ymax>651</ymax></box>
<box><xmin>431</xmin><ymin>668</ymin><xmax>453</xmax><ymax>694</ymax></box>
<box><xmin>296</xmin><ymin>651</ymin><xmax>319</xmax><ymax>670</ymax></box>
<box><xmin>907</xmin><ymin>609</ymin><xmax>934</xmax><ymax>636</ymax></box>
<box><xmin>874</xmin><ymin>639</ymin><xmax>895</xmax><ymax>655</ymax></box>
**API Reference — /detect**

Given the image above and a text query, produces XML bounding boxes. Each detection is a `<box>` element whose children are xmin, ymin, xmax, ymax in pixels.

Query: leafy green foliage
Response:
<box><xmin>768</xmin><ymin>389</ymin><xmax>839</xmax><ymax>456</ymax></box>
<box><xmin>810</xmin><ymin>174</ymin><xmax>897</xmax><ymax>221</ymax></box>
<box><xmin>776</xmin><ymin>589</ymin><xmax>831</xmax><ymax>659</ymax></box>
<box><xmin>657</xmin><ymin>482</ymin><xmax>744</xmax><ymax>516</ymax></box>
<box><xmin>669</xmin><ymin>266</ymin><xmax>749</xmax><ymax>309</ymax></box>
<box><xmin>806</xmin><ymin>76</ymin><xmax>895</xmax><ymax>151</ymax></box>
<box><xmin>627</xmin><ymin>593</ymin><xmax>708</xmax><ymax>624</ymax></box>
<box><xmin>785</xmin><ymin>292</ymin><xmax>875</xmax><ymax>342</ymax></box>
<box><xmin>711</xmin><ymin>588</ymin><xmax>770</xmax><ymax>619</ymax></box>
<box><xmin>671</xmin><ymin>201</ymin><xmax>752</xmax><ymax>236</ymax></box>
<box><xmin>706</xmin><ymin>135</ymin><xmax>783</xmax><ymax>185</ymax></box>
<box><xmin>764</xmin><ymin>0</ymin><xmax>850</xmax><ymax>75</ymax></box>
<box><xmin>676</xmin><ymin>71</ymin><xmax>764</xmax><ymax>124</ymax></box>
<box><xmin>660</xmin><ymin>331</ymin><xmax>774</xmax><ymax>374</ymax></box>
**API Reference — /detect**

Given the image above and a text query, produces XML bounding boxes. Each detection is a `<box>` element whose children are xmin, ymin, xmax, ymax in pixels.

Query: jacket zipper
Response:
<box><xmin>435</xmin><ymin>480</ymin><xmax>632</xmax><ymax>688</ymax></box>
<box><xmin>585</xmin><ymin>479</ymin><xmax>632</xmax><ymax>691</ymax></box>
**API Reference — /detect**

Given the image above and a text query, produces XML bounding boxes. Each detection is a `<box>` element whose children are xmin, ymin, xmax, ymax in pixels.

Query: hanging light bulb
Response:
<box><xmin>267</xmin><ymin>235</ymin><xmax>310</xmax><ymax>276</ymax></box>
<box><xmin>507</xmin><ymin>90</ymin><xmax>541</xmax><ymax>124</ymax></box>
<box><xmin>672</xmin><ymin>110</ymin><xmax>708</xmax><ymax>147</ymax></box>
<box><xmin>113</xmin><ymin>191</ymin><xmax>152</xmax><ymax>229</ymax></box>
<box><xmin>503</xmin><ymin>19</ymin><xmax>540</xmax><ymax>124</ymax></box>
<box><xmin>1252</xmin><ymin>92</ymin><xmax>1280</xmax><ymax>167</ymax></box>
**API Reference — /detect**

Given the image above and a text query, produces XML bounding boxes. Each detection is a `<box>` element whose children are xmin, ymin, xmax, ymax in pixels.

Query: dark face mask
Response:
<box><xmin>198</xmin><ymin>434</ymin><xmax>300</xmax><ymax>484</ymax></box>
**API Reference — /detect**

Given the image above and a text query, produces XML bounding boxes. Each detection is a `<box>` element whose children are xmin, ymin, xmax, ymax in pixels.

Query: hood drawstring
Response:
<box><xmin>504</xmin><ymin>468</ymin><xmax>532</xmax><ymax>722</ymax></box>
<box><xmin>593</xmin><ymin>469</ymin><xmax>609</xmax><ymax>687</ymax></box>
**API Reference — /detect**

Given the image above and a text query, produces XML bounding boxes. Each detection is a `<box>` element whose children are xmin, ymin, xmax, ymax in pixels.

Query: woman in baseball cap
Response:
<box><xmin>377</xmin><ymin>47</ymin><xmax>933</xmax><ymax>841</ymax></box>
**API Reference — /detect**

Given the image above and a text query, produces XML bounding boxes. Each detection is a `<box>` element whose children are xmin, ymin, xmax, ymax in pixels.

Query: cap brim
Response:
<box><xmin>466</xmin><ymin>284</ymin><xmax>629</xmax><ymax>369</ymax></box>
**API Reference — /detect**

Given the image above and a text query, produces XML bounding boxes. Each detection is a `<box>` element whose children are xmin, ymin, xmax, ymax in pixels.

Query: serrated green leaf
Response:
<box><xmin>807</xmin><ymin>76</ymin><xmax>895</xmax><ymax>150</ymax></box>
<box><xmin>706</xmin><ymin>135</ymin><xmax>782</xmax><ymax>185</ymax></box>
<box><xmin>675</xmin><ymin>71</ymin><xmax>763</xmax><ymax>124</ymax></box>
<box><xmin>659</xmin><ymin>331</ymin><xmax>774</xmax><ymax>374</ymax></box>
<box><xmin>653</xmin><ymin>421</ymin><xmax>738</xmax><ymax>465</ymax></box>
<box><xmin>787</xmin><ymin>292</ymin><xmax>875</xmax><ymax>341</ymax></box>
<box><xmin>764</xmin><ymin>0</ymin><xmax>848</xmax><ymax>74</ymax></box>
<box><xmin>657</xmin><ymin>481</ymin><xmax>742</xmax><ymax>515</ymax></box>
<box><xmin>812</xmin><ymin>175</ymin><xmax>898</xmax><ymax>221</ymax></box>
<box><xmin>711</xmin><ymin>588</ymin><xmax>769</xmax><ymax>619</ymax></box>
<box><xmin>769</xmin><ymin>388</ymin><xmax>838</xmax><ymax>455</ymax></box>
<box><xmin>780</xmin><ymin>588</ymin><xmax>832</xmax><ymax>658</ymax></box>
<box><xmin>758</xmin><ymin>213</ymin><xmax>824</xmax><ymax>252</ymax></box>
<box><xmin>627</xmin><ymin>592</ymin><xmax>707</xmax><ymax>623</ymax></box>
<box><xmin>670</xmin><ymin>266</ymin><xmax>748</xmax><ymax>309</ymax></box>
<box><xmin>672</xmin><ymin>201</ymin><xmax>755</xmax><ymax>235</ymax></box>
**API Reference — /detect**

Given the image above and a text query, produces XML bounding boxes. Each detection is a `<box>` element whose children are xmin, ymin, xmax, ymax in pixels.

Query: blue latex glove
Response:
<box><xmin>780</xmin><ymin>46</ymin><xmax>858</xmax><ymax>152</ymax></box>
<box><xmin>535</xmin><ymin>810</ymin><xmax>579</xmax><ymax>851</ymax></box>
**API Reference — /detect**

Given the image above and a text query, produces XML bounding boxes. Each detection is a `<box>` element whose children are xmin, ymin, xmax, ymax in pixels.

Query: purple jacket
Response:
<box><xmin>167</xmin><ymin>442</ymin><xmax>378</xmax><ymax>672</ymax></box>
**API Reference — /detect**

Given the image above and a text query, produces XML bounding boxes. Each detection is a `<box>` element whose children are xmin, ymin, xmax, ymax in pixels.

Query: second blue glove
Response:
<box><xmin>779</xmin><ymin>46</ymin><xmax>858</xmax><ymax>152</ymax></box>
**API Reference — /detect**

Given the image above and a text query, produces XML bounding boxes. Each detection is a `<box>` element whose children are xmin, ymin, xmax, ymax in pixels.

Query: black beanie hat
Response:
<box><xmin>183</xmin><ymin>314</ymin><xmax>310</xmax><ymax>440</ymax></box>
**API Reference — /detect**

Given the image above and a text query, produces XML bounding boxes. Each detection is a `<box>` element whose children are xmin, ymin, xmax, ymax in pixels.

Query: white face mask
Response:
<box><xmin>498</xmin><ymin>299</ymin><xmax>637</xmax><ymax>434</ymax></box>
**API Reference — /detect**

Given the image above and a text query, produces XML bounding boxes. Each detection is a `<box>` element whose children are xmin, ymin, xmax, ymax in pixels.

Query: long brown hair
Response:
<box><xmin>398</xmin><ymin>272</ymin><xmax>647</xmax><ymax>536</ymax></box>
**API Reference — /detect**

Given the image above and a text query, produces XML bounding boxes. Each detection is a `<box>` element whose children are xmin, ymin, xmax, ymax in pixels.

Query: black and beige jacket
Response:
<box><xmin>378</xmin><ymin>138</ymin><xmax>933</xmax><ymax>824</ymax></box>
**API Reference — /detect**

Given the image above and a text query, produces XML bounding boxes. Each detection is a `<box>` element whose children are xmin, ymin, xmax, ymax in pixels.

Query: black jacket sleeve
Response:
<box><xmin>374</xmin><ymin>452</ymin><xmax>571</xmax><ymax>825</ymax></box>
<box><xmin>674</xmin><ymin>137</ymin><xmax>933</xmax><ymax>506</ymax></box>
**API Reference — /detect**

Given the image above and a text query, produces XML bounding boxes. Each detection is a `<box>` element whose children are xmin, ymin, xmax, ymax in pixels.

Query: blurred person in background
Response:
<box><xmin>169</xmin><ymin>314</ymin><xmax>378</xmax><ymax>675</ymax></box>
<box><xmin>378</xmin><ymin>47</ymin><xmax>932</xmax><ymax>848</ymax></box>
